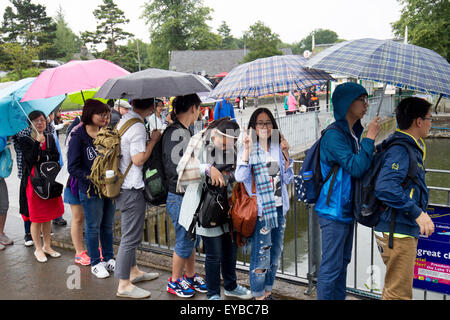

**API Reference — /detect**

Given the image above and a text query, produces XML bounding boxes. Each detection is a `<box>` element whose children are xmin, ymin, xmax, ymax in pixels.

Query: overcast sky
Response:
<box><xmin>0</xmin><ymin>0</ymin><xmax>403</xmax><ymax>44</ymax></box>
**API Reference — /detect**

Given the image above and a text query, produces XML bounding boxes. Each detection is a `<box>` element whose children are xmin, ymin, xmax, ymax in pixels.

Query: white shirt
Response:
<box><xmin>146</xmin><ymin>113</ymin><xmax>167</xmax><ymax>132</ymax></box>
<box><xmin>117</xmin><ymin>110</ymin><xmax>147</xmax><ymax>189</ymax></box>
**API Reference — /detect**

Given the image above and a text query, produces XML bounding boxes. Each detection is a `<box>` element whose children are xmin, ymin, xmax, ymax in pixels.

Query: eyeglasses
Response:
<box><xmin>32</xmin><ymin>119</ymin><xmax>47</xmax><ymax>124</ymax></box>
<box><xmin>355</xmin><ymin>96</ymin><xmax>369</xmax><ymax>105</ymax></box>
<box><xmin>95</xmin><ymin>113</ymin><xmax>110</xmax><ymax>119</ymax></box>
<box><xmin>256</xmin><ymin>121</ymin><xmax>273</xmax><ymax>128</ymax></box>
<box><xmin>421</xmin><ymin>117</ymin><xmax>433</xmax><ymax>122</ymax></box>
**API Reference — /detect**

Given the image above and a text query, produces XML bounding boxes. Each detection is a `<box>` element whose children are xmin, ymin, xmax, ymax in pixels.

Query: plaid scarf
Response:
<box><xmin>176</xmin><ymin>128</ymin><xmax>207</xmax><ymax>193</ymax></box>
<box><xmin>249</xmin><ymin>142</ymin><xmax>278</xmax><ymax>229</ymax></box>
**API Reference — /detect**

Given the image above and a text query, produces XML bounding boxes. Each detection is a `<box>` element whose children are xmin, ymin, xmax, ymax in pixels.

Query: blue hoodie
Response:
<box><xmin>374</xmin><ymin>130</ymin><xmax>428</xmax><ymax>238</ymax></box>
<box><xmin>316</xmin><ymin>83</ymin><xmax>375</xmax><ymax>224</ymax></box>
<box><xmin>67</xmin><ymin>125</ymin><xmax>98</xmax><ymax>195</ymax></box>
<box><xmin>0</xmin><ymin>136</ymin><xmax>6</xmax><ymax>152</ymax></box>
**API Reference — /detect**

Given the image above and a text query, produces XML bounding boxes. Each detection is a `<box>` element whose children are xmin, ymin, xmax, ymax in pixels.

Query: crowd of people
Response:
<box><xmin>0</xmin><ymin>82</ymin><xmax>435</xmax><ymax>301</ymax></box>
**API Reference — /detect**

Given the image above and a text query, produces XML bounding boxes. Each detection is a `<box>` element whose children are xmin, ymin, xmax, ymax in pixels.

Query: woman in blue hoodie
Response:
<box><xmin>316</xmin><ymin>83</ymin><xmax>381</xmax><ymax>300</ymax></box>
<box><xmin>68</xmin><ymin>99</ymin><xmax>115</xmax><ymax>279</ymax></box>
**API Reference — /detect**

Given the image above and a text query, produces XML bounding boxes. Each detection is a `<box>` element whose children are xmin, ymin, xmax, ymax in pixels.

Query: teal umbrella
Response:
<box><xmin>0</xmin><ymin>78</ymin><xmax>66</xmax><ymax>136</ymax></box>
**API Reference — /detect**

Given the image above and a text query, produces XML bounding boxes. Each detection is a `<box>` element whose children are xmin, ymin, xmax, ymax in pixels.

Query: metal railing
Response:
<box><xmin>117</xmin><ymin>162</ymin><xmax>449</xmax><ymax>300</ymax></box>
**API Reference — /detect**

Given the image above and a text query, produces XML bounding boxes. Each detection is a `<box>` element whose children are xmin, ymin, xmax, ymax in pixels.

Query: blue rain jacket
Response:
<box><xmin>374</xmin><ymin>130</ymin><xmax>428</xmax><ymax>238</ymax></box>
<box><xmin>316</xmin><ymin>104</ymin><xmax>375</xmax><ymax>224</ymax></box>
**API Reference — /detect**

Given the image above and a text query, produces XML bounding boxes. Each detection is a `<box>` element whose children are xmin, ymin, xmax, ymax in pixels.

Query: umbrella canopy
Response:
<box><xmin>94</xmin><ymin>68</ymin><xmax>212</xmax><ymax>100</ymax></box>
<box><xmin>209</xmin><ymin>55</ymin><xmax>334</xmax><ymax>99</ymax></box>
<box><xmin>21</xmin><ymin>59</ymin><xmax>130</xmax><ymax>102</ymax></box>
<box><xmin>68</xmin><ymin>87</ymin><xmax>108</xmax><ymax>105</ymax></box>
<box><xmin>305</xmin><ymin>38</ymin><xmax>450</xmax><ymax>97</ymax></box>
<box><xmin>0</xmin><ymin>78</ymin><xmax>66</xmax><ymax>136</ymax></box>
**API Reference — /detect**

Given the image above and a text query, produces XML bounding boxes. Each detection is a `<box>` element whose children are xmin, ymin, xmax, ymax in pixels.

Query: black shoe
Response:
<box><xmin>53</xmin><ymin>217</ymin><xmax>67</xmax><ymax>226</ymax></box>
<box><xmin>264</xmin><ymin>294</ymin><xmax>276</xmax><ymax>300</ymax></box>
<box><xmin>24</xmin><ymin>233</ymin><xmax>34</xmax><ymax>247</ymax></box>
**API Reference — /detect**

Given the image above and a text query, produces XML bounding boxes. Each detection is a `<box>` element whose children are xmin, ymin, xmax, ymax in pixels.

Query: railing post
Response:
<box><xmin>305</xmin><ymin>204</ymin><xmax>321</xmax><ymax>295</ymax></box>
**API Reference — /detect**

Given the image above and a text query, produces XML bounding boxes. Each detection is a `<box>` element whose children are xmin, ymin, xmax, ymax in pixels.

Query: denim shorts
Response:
<box><xmin>63</xmin><ymin>187</ymin><xmax>81</xmax><ymax>205</ymax></box>
<box><xmin>166</xmin><ymin>192</ymin><xmax>199</xmax><ymax>259</ymax></box>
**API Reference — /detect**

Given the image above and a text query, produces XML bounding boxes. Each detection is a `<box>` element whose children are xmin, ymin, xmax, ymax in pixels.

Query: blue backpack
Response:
<box><xmin>295</xmin><ymin>123</ymin><xmax>344</xmax><ymax>204</ymax></box>
<box><xmin>0</xmin><ymin>143</ymin><xmax>13</xmax><ymax>178</ymax></box>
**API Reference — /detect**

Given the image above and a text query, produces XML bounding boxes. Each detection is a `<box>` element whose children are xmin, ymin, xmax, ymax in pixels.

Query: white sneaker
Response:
<box><xmin>104</xmin><ymin>259</ymin><xmax>116</xmax><ymax>272</ymax></box>
<box><xmin>91</xmin><ymin>262</ymin><xmax>110</xmax><ymax>279</ymax></box>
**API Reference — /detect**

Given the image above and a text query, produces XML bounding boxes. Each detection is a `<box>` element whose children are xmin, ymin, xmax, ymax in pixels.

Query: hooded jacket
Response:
<box><xmin>67</xmin><ymin>124</ymin><xmax>97</xmax><ymax>195</ymax></box>
<box><xmin>374</xmin><ymin>130</ymin><xmax>428</xmax><ymax>238</ymax></box>
<box><xmin>316</xmin><ymin>83</ymin><xmax>375</xmax><ymax>223</ymax></box>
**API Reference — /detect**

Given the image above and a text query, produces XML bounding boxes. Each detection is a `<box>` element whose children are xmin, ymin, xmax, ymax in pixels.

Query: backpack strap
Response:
<box><xmin>118</xmin><ymin>118</ymin><xmax>145</xmax><ymax>179</ymax></box>
<box><xmin>383</xmin><ymin>140</ymin><xmax>420</xmax><ymax>249</ymax></box>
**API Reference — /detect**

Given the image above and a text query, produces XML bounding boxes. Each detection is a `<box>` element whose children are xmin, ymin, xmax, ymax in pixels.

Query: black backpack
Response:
<box><xmin>353</xmin><ymin>139</ymin><xmax>420</xmax><ymax>248</ymax></box>
<box><xmin>142</xmin><ymin>123</ymin><xmax>182</xmax><ymax>206</ymax></box>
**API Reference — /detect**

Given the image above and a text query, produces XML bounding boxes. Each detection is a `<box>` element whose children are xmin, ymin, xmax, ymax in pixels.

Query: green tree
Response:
<box><xmin>391</xmin><ymin>0</ymin><xmax>449</xmax><ymax>61</ymax></box>
<box><xmin>292</xmin><ymin>29</ymin><xmax>340</xmax><ymax>55</ymax></box>
<box><xmin>217</xmin><ymin>21</ymin><xmax>245</xmax><ymax>49</ymax></box>
<box><xmin>0</xmin><ymin>0</ymin><xmax>57</xmax><ymax>57</ymax></box>
<box><xmin>142</xmin><ymin>0</ymin><xmax>219</xmax><ymax>69</ymax></box>
<box><xmin>0</xmin><ymin>42</ymin><xmax>40</xmax><ymax>79</ymax></box>
<box><xmin>82</xmin><ymin>0</ymin><xmax>134</xmax><ymax>54</ymax></box>
<box><xmin>53</xmin><ymin>5</ymin><xmax>81</xmax><ymax>61</ymax></box>
<box><xmin>242</xmin><ymin>21</ymin><xmax>282</xmax><ymax>63</ymax></box>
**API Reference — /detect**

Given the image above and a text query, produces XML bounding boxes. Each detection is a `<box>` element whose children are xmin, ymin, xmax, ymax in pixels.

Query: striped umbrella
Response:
<box><xmin>209</xmin><ymin>55</ymin><xmax>334</xmax><ymax>99</ymax></box>
<box><xmin>305</xmin><ymin>38</ymin><xmax>450</xmax><ymax>97</ymax></box>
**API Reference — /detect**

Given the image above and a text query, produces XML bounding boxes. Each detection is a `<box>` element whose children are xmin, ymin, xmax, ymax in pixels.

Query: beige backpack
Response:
<box><xmin>87</xmin><ymin>118</ymin><xmax>144</xmax><ymax>198</ymax></box>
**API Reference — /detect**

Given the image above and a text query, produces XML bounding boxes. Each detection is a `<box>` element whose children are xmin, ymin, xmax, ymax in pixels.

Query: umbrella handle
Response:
<box><xmin>434</xmin><ymin>94</ymin><xmax>443</xmax><ymax>115</ymax></box>
<box><xmin>376</xmin><ymin>83</ymin><xmax>387</xmax><ymax>117</ymax></box>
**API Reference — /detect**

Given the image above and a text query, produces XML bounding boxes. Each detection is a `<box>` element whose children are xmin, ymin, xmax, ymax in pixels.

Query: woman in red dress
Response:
<box><xmin>18</xmin><ymin>111</ymin><xmax>64</xmax><ymax>263</ymax></box>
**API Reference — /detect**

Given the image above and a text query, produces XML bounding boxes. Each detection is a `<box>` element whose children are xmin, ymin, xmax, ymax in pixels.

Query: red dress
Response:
<box><xmin>25</xmin><ymin>142</ymin><xmax>64</xmax><ymax>223</ymax></box>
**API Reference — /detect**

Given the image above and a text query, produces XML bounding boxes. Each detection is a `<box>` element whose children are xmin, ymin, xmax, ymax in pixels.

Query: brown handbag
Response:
<box><xmin>230</xmin><ymin>171</ymin><xmax>257</xmax><ymax>246</ymax></box>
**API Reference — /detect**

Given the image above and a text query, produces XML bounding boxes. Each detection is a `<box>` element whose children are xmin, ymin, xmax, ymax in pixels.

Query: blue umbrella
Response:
<box><xmin>209</xmin><ymin>55</ymin><xmax>334</xmax><ymax>99</ymax></box>
<box><xmin>0</xmin><ymin>78</ymin><xmax>66</xmax><ymax>136</ymax></box>
<box><xmin>305</xmin><ymin>38</ymin><xmax>450</xmax><ymax>97</ymax></box>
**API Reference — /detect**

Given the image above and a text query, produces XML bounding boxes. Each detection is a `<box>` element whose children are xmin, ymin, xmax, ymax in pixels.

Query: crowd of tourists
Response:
<box><xmin>0</xmin><ymin>82</ymin><xmax>435</xmax><ymax>301</ymax></box>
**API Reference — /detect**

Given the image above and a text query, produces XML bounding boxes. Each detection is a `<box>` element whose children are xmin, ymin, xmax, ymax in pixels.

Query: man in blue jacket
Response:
<box><xmin>374</xmin><ymin>97</ymin><xmax>435</xmax><ymax>300</ymax></box>
<box><xmin>316</xmin><ymin>82</ymin><xmax>381</xmax><ymax>300</ymax></box>
<box><xmin>214</xmin><ymin>98</ymin><xmax>236</xmax><ymax>122</ymax></box>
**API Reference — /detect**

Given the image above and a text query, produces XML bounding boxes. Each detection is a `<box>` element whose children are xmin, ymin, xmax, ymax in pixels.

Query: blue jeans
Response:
<box><xmin>249</xmin><ymin>207</ymin><xmax>286</xmax><ymax>298</ymax></box>
<box><xmin>317</xmin><ymin>216</ymin><xmax>354</xmax><ymax>300</ymax></box>
<box><xmin>79</xmin><ymin>192</ymin><xmax>116</xmax><ymax>266</ymax></box>
<box><xmin>166</xmin><ymin>192</ymin><xmax>199</xmax><ymax>259</ymax></box>
<box><xmin>202</xmin><ymin>232</ymin><xmax>238</xmax><ymax>298</ymax></box>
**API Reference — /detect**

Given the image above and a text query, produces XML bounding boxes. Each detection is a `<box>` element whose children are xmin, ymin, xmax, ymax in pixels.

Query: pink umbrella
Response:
<box><xmin>21</xmin><ymin>59</ymin><xmax>129</xmax><ymax>102</ymax></box>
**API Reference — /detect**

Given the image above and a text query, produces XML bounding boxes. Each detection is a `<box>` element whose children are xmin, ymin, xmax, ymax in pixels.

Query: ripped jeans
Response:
<box><xmin>249</xmin><ymin>207</ymin><xmax>286</xmax><ymax>298</ymax></box>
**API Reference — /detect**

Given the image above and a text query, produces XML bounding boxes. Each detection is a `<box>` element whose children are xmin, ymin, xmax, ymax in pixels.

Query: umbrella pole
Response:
<box><xmin>376</xmin><ymin>83</ymin><xmax>387</xmax><ymax>117</ymax></box>
<box><xmin>81</xmin><ymin>90</ymin><xmax>86</xmax><ymax>104</ymax></box>
<box><xmin>15</xmin><ymin>100</ymin><xmax>38</xmax><ymax>133</ymax></box>
<box><xmin>434</xmin><ymin>94</ymin><xmax>443</xmax><ymax>115</ymax></box>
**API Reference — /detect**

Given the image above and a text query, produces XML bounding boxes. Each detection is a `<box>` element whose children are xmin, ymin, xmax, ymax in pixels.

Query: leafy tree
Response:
<box><xmin>0</xmin><ymin>42</ymin><xmax>40</xmax><ymax>79</ymax></box>
<box><xmin>53</xmin><ymin>5</ymin><xmax>82</xmax><ymax>61</ymax></box>
<box><xmin>392</xmin><ymin>0</ymin><xmax>449</xmax><ymax>61</ymax></box>
<box><xmin>142</xmin><ymin>0</ymin><xmax>219</xmax><ymax>69</ymax></box>
<box><xmin>217</xmin><ymin>21</ymin><xmax>245</xmax><ymax>49</ymax></box>
<box><xmin>242</xmin><ymin>21</ymin><xmax>282</xmax><ymax>63</ymax></box>
<box><xmin>0</xmin><ymin>0</ymin><xmax>57</xmax><ymax>50</ymax></box>
<box><xmin>292</xmin><ymin>29</ymin><xmax>340</xmax><ymax>55</ymax></box>
<box><xmin>82</xmin><ymin>0</ymin><xmax>134</xmax><ymax>54</ymax></box>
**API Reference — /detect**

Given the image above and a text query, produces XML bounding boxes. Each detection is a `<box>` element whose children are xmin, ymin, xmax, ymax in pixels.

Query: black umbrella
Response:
<box><xmin>94</xmin><ymin>68</ymin><xmax>212</xmax><ymax>100</ymax></box>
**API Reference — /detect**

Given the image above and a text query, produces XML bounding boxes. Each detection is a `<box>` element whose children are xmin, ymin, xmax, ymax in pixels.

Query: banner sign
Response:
<box><xmin>413</xmin><ymin>205</ymin><xmax>450</xmax><ymax>295</ymax></box>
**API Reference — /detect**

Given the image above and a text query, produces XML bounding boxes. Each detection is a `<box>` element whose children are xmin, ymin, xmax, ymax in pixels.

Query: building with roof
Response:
<box><xmin>169</xmin><ymin>48</ymin><xmax>293</xmax><ymax>77</ymax></box>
